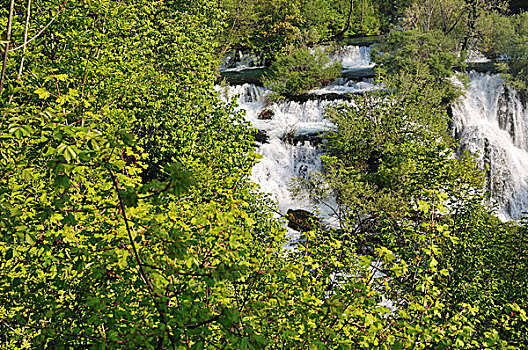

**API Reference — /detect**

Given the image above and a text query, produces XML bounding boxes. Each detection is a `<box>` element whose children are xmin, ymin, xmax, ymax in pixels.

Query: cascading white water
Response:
<box><xmin>452</xmin><ymin>72</ymin><xmax>528</xmax><ymax>218</ymax></box>
<box><xmin>310</xmin><ymin>78</ymin><xmax>376</xmax><ymax>95</ymax></box>
<box><xmin>217</xmin><ymin>83</ymin><xmax>330</xmax><ymax>214</ymax></box>
<box><xmin>216</xmin><ymin>46</ymin><xmax>375</xmax><ymax>230</ymax></box>
<box><xmin>329</xmin><ymin>45</ymin><xmax>373</xmax><ymax>70</ymax></box>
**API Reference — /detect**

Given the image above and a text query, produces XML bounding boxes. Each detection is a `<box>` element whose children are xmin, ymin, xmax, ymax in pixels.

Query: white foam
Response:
<box><xmin>452</xmin><ymin>72</ymin><xmax>528</xmax><ymax>218</ymax></box>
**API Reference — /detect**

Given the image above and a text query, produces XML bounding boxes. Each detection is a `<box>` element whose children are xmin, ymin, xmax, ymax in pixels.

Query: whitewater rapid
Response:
<box><xmin>217</xmin><ymin>46</ymin><xmax>374</xmax><ymax>223</ymax></box>
<box><xmin>452</xmin><ymin>72</ymin><xmax>528</xmax><ymax>218</ymax></box>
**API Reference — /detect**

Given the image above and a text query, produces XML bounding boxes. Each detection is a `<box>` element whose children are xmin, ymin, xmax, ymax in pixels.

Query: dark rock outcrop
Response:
<box><xmin>286</xmin><ymin>209</ymin><xmax>321</xmax><ymax>232</ymax></box>
<box><xmin>258</xmin><ymin>108</ymin><xmax>274</xmax><ymax>120</ymax></box>
<box><xmin>340</xmin><ymin>34</ymin><xmax>383</xmax><ymax>46</ymax></box>
<box><xmin>254</xmin><ymin>129</ymin><xmax>269</xmax><ymax>144</ymax></box>
<box><xmin>341</xmin><ymin>67</ymin><xmax>375</xmax><ymax>80</ymax></box>
<box><xmin>217</xmin><ymin>67</ymin><xmax>268</xmax><ymax>85</ymax></box>
<box><xmin>218</xmin><ymin>67</ymin><xmax>375</xmax><ymax>86</ymax></box>
<box><xmin>281</xmin><ymin>130</ymin><xmax>325</xmax><ymax>146</ymax></box>
<box><xmin>285</xmin><ymin>90</ymin><xmax>365</xmax><ymax>103</ymax></box>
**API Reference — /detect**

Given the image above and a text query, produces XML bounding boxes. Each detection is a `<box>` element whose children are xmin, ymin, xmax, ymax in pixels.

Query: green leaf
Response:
<box><xmin>118</xmin><ymin>130</ymin><xmax>135</xmax><ymax>146</ymax></box>
<box><xmin>25</xmin><ymin>233</ymin><xmax>36</xmax><ymax>245</ymax></box>
<box><xmin>21</xmin><ymin>168</ymin><xmax>35</xmax><ymax>181</ymax></box>
<box><xmin>65</xmin><ymin>146</ymin><xmax>78</xmax><ymax>162</ymax></box>
<box><xmin>430</xmin><ymin>256</ymin><xmax>438</xmax><ymax>268</ymax></box>
<box><xmin>364</xmin><ymin>314</ymin><xmax>375</xmax><ymax>327</ymax></box>
<box><xmin>35</xmin><ymin>87</ymin><xmax>51</xmax><ymax>100</ymax></box>
<box><xmin>54</xmin><ymin>174</ymin><xmax>70</xmax><ymax>188</ymax></box>
<box><xmin>4</xmin><ymin>248</ymin><xmax>13</xmax><ymax>261</ymax></box>
<box><xmin>240</xmin><ymin>337</ymin><xmax>249</xmax><ymax>350</ymax></box>
<box><xmin>190</xmin><ymin>342</ymin><xmax>204</xmax><ymax>350</ymax></box>
<box><xmin>392</xmin><ymin>342</ymin><xmax>404</xmax><ymax>350</ymax></box>
<box><xmin>121</xmin><ymin>188</ymin><xmax>138</xmax><ymax>207</ymax></box>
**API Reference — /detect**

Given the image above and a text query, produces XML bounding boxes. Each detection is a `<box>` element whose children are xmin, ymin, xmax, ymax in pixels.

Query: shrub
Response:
<box><xmin>263</xmin><ymin>47</ymin><xmax>342</xmax><ymax>96</ymax></box>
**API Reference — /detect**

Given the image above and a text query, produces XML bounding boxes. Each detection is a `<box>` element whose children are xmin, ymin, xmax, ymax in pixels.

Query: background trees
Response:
<box><xmin>295</xmin><ymin>74</ymin><xmax>528</xmax><ymax>349</ymax></box>
<box><xmin>398</xmin><ymin>0</ymin><xmax>528</xmax><ymax>94</ymax></box>
<box><xmin>477</xmin><ymin>11</ymin><xmax>528</xmax><ymax>92</ymax></box>
<box><xmin>214</xmin><ymin>0</ymin><xmax>402</xmax><ymax>61</ymax></box>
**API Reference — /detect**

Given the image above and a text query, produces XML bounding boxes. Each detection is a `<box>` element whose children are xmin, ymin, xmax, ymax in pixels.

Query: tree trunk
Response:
<box><xmin>461</xmin><ymin>0</ymin><xmax>478</xmax><ymax>53</ymax></box>
<box><xmin>334</xmin><ymin>0</ymin><xmax>355</xmax><ymax>40</ymax></box>
<box><xmin>361</xmin><ymin>0</ymin><xmax>365</xmax><ymax>27</ymax></box>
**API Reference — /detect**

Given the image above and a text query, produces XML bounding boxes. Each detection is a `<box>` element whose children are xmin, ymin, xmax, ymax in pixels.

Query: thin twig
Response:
<box><xmin>108</xmin><ymin>168</ymin><xmax>152</xmax><ymax>288</ymax></box>
<box><xmin>17</xmin><ymin>0</ymin><xmax>31</xmax><ymax>80</ymax></box>
<box><xmin>8</xmin><ymin>1</ymin><xmax>68</xmax><ymax>53</ymax></box>
<box><xmin>0</xmin><ymin>0</ymin><xmax>15</xmax><ymax>97</ymax></box>
<box><xmin>107</xmin><ymin>166</ymin><xmax>175</xmax><ymax>350</ymax></box>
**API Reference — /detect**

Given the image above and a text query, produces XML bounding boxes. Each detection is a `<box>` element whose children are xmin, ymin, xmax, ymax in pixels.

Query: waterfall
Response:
<box><xmin>216</xmin><ymin>45</ymin><xmax>375</xmax><ymax>228</ymax></box>
<box><xmin>219</xmin><ymin>49</ymin><xmax>528</xmax><ymax>222</ymax></box>
<box><xmin>329</xmin><ymin>45</ymin><xmax>373</xmax><ymax>70</ymax></box>
<box><xmin>217</xmin><ymin>83</ymin><xmax>331</xmax><ymax>215</ymax></box>
<box><xmin>452</xmin><ymin>72</ymin><xmax>528</xmax><ymax>218</ymax></box>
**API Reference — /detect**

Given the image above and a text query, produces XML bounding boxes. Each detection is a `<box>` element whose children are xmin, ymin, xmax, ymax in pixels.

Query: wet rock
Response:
<box><xmin>286</xmin><ymin>90</ymin><xmax>365</xmax><ymax>103</ymax></box>
<box><xmin>217</xmin><ymin>67</ymin><xmax>268</xmax><ymax>85</ymax></box>
<box><xmin>341</xmin><ymin>67</ymin><xmax>375</xmax><ymax>80</ymax></box>
<box><xmin>254</xmin><ymin>129</ymin><xmax>269</xmax><ymax>144</ymax></box>
<box><xmin>286</xmin><ymin>209</ymin><xmax>321</xmax><ymax>232</ymax></box>
<box><xmin>281</xmin><ymin>130</ymin><xmax>325</xmax><ymax>146</ymax></box>
<box><xmin>258</xmin><ymin>108</ymin><xmax>274</xmax><ymax>120</ymax></box>
<box><xmin>340</xmin><ymin>34</ymin><xmax>383</xmax><ymax>46</ymax></box>
<box><xmin>466</xmin><ymin>61</ymin><xmax>500</xmax><ymax>74</ymax></box>
<box><xmin>281</xmin><ymin>129</ymin><xmax>296</xmax><ymax>145</ymax></box>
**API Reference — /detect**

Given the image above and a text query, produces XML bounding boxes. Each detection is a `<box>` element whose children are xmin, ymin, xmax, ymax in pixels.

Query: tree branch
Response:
<box><xmin>17</xmin><ymin>0</ymin><xmax>31</xmax><ymax>80</ymax></box>
<box><xmin>333</xmin><ymin>0</ymin><xmax>355</xmax><ymax>40</ymax></box>
<box><xmin>0</xmin><ymin>0</ymin><xmax>15</xmax><ymax>97</ymax></box>
<box><xmin>8</xmin><ymin>1</ymin><xmax>67</xmax><ymax>53</ymax></box>
<box><xmin>185</xmin><ymin>307</ymin><xmax>224</xmax><ymax>329</ymax></box>
<box><xmin>107</xmin><ymin>166</ymin><xmax>175</xmax><ymax>350</ymax></box>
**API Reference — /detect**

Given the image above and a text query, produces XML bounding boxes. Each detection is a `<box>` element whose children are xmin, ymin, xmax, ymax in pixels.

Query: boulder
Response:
<box><xmin>286</xmin><ymin>209</ymin><xmax>321</xmax><ymax>232</ymax></box>
<box><xmin>258</xmin><ymin>108</ymin><xmax>274</xmax><ymax>120</ymax></box>
<box><xmin>254</xmin><ymin>129</ymin><xmax>269</xmax><ymax>144</ymax></box>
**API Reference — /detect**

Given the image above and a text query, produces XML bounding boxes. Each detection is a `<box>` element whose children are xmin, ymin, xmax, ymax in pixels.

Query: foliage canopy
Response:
<box><xmin>1</xmin><ymin>0</ymin><xmax>527</xmax><ymax>348</ymax></box>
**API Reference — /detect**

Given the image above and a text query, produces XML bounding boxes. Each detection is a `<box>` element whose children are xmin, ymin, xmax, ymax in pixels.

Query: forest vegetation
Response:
<box><xmin>1</xmin><ymin>0</ymin><xmax>528</xmax><ymax>348</ymax></box>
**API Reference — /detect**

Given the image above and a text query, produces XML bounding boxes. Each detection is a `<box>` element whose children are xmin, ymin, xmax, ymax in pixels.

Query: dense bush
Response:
<box><xmin>1</xmin><ymin>0</ymin><xmax>527</xmax><ymax>348</ymax></box>
<box><xmin>296</xmin><ymin>82</ymin><xmax>528</xmax><ymax>348</ymax></box>
<box><xmin>478</xmin><ymin>11</ymin><xmax>528</xmax><ymax>92</ymax></box>
<box><xmin>0</xmin><ymin>0</ymin><xmax>283</xmax><ymax>347</ymax></box>
<box><xmin>372</xmin><ymin>29</ymin><xmax>465</xmax><ymax>103</ymax></box>
<box><xmin>263</xmin><ymin>47</ymin><xmax>342</xmax><ymax>96</ymax></box>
